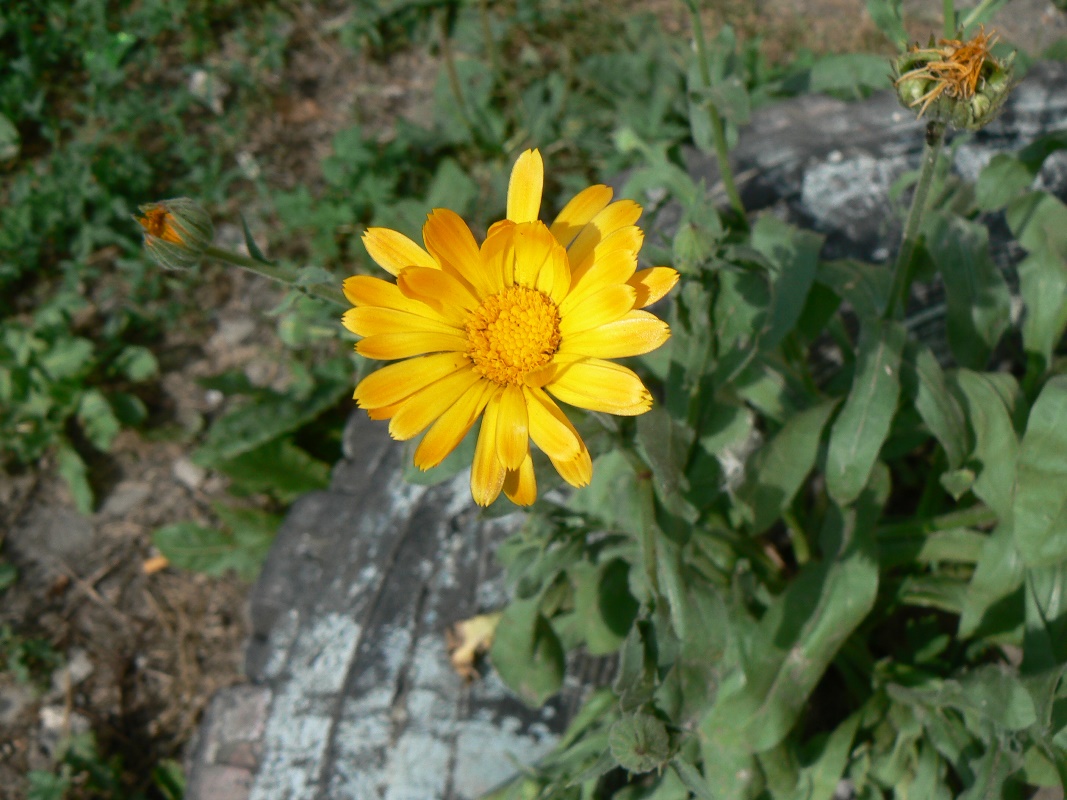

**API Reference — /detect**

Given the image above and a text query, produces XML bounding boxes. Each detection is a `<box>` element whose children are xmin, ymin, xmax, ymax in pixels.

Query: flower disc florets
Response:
<box><xmin>893</xmin><ymin>27</ymin><xmax>1014</xmax><ymax>130</ymax></box>
<box><xmin>467</xmin><ymin>285</ymin><xmax>562</xmax><ymax>385</ymax></box>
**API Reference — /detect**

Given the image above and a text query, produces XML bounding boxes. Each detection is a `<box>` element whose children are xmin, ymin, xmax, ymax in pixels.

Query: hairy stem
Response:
<box><xmin>878</xmin><ymin>503</ymin><xmax>998</xmax><ymax>538</ymax></box>
<box><xmin>204</xmin><ymin>245</ymin><xmax>347</xmax><ymax>307</ymax></box>
<box><xmin>943</xmin><ymin>0</ymin><xmax>956</xmax><ymax>37</ymax></box>
<box><xmin>683</xmin><ymin>0</ymin><xmax>746</xmax><ymax>221</ymax></box>
<box><xmin>885</xmin><ymin>120</ymin><xmax>945</xmax><ymax>319</ymax></box>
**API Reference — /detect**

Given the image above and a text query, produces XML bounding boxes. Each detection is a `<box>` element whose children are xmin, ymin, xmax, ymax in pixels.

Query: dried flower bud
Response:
<box><xmin>136</xmin><ymin>198</ymin><xmax>214</xmax><ymax>270</ymax></box>
<box><xmin>892</xmin><ymin>27</ymin><xmax>1015</xmax><ymax>131</ymax></box>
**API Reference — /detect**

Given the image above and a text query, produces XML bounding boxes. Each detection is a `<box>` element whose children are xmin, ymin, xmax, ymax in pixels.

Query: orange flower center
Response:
<box><xmin>138</xmin><ymin>207</ymin><xmax>184</xmax><ymax>244</ymax></box>
<box><xmin>466</xmin><ymin>285</ymin><xmax>561</xmax><ymax>385</ymax></box>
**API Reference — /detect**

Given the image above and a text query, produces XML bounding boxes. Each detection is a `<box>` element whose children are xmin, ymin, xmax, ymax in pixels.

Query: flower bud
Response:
<box><xmin>136</xmin><ymin>198</ymin><xmax>214</xmax><ymax>270</ymax></box>
<box><xmin>892</xmin><ymin>27</ymin><xmax>1014</xmax><ymax>131</ymax></box>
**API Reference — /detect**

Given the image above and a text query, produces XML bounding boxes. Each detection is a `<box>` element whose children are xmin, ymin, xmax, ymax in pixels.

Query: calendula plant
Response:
<box><xmin>136</xmin><ymin>0</ymin><xmax>1067</xmax><ymax>797</ymax></box>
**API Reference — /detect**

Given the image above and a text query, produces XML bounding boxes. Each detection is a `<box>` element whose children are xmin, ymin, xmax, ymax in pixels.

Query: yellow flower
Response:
<box><xmin>343</xmin><ymin>150</ymin><xmax>678</xmax><ymax>507</ymax></box>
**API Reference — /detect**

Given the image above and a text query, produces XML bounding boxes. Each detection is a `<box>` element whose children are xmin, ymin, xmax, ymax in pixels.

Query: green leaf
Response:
<box><xmin>809</xmin><ymin>53</ymin><xmax>893</xmax><ymax>98</ymax></box>
<box><xmin>787</xmin><ymin>711</ymin><xmax>861</xmax><ymax>800</ymax></box>
<box><xmin>0</xmin><ymin>562</ymin><xmax>17</xmax><ymax>592</ymax></box>
<box><xmin>949</xmin><ymin>370</ymin><xmax>1020</xmax><ymax>519</ymax></box>
<box><xmin>77</xmin><ymin>389</ymin><xmax>120</xmax><ymax>452</ymax></box>
<box><xmin>904</xmin><ymin>344</ymin><xmax>969</xmax><ymax>469</ymax></box>
<box><xmin>816</xmin><ymin>259</ymin><xmax>891</xmax><ymax>318</ymax></box>
<box><xmin>56</xmin><ymin>443</ymin><xmax>93</xmax><ymax>514</ymax></box>
<box><xmin>1018</xmin><ymin>248</ymin><xmax>1067</xmax><ymax>371</ymax></box>
<box><xmin>959</xmin><ymin>522</ymin><xmax>1024</xmax><ymax>641</ymax></box>
<box><xmin>609</xmin><ymin>712</ymin><xmax>671</xmax><ymax>774</ymax></box>
<box><xmin>826</xmin><ymin>319</ymin><xmax>906</xmax><ymax>506</ymax></box>
<box><xmin>864</xmin><ymin>0</ymin><xmax>907</xmax><ymax>48</ymax></box>
<box><xmin>738</xmin><ymin>399</ymin><xmax>838</xmax><ymax>535</ymax></box>
<box><xmin>39</xmin><ymin>337</ymin><xmax>93</xmax><ymax>381</ymax></box>
<box><xmin>751</xmin><ymin>215</ymin><xmax>823</xmax><ymax>350</ymax></box>
<box><xmin>1012</xmin><ymin>376</ymin><xmax>1067</xmax><ymax>565</ymax></box>
<box><xmin>215</xmin><ymin>437</ymin><xmax>331</xmax><ymax>501</ymax></box>
<box><xmin>671</xmin><ymin>759</ymin><xmax>714</xmax><ymax>800</ymax></box>
<box><xmin>1005</xmin><ymin>192</ymin><xmax>1067</xmax><ymax>370</ymax></box>
<box><xmin>490</xmin><ymin>597</ymin><xmax>565</xmax><ymax>707</ymax></box>
<box><xmin>925</xmin><ymin>212</ymin><xmax>1011</xmax><ymax>369</ymax></box>
<box><xmin>152</xmin><ymin>506</ymin><xmax>278</xmax><ymax>581</ymax></box>
<box><xmin>113</xmin><ymin>345</ymin><xmax>158</xmax><ymax>382</ymax></box>
<box><xmin>976</xmin><ymin>154</ymin><xmax>1035</xmax><ymax>211</ymax></box>
<box><xmin>0</xmin><ymin>112</ymin><xmax>20</xmax><ymax>161</ymax></box>
<box><xmin>194</xmin><ymin>370</ymin><xmax>348</xmax><ymax>466</ymax></box>
<box><xmin>614</xmin><ymin>622</ymin><xmax>658</xmax><ymax>712</ymax></box>
<box><xmin>702</xmin><ymin>474</ymin><xmax>883</xmax><ymax>752</ymax></box>
<box><xmin>635</xmin><ymin>406</ymin><xmax>697</xmax><ymax>525</ymax></box>
<box><xmin>26</xmin><ymin>770</ymin><xmax>69</xmax><ymax>800</ymax></box>
<box><xmin>240</xmin><ymin>214</ymin><xmax>272</xmax><ymax>264</ymax></box>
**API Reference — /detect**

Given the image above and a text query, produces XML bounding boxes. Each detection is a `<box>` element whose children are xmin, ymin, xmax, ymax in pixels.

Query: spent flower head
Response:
<box><xmin>344</xmin><ymin>149</ymin><xmax>679</xmax><ymax>507</ymax></box>
<box><xmin>893</xmin><ymin>27</ymin><xmax>1014</xmax><ymax>130</ymax></box>
<box><xmin>136</xmin><ymin>197</ymin><xmax>214</xmax><ymax>270</ymax></box>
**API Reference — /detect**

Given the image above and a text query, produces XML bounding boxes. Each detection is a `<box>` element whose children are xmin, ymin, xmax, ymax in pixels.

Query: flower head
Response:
<box><xmin>893</xmin><ymin>27</ymin><xmax>1014</xmax><ymax>130</ymax></box>
<box><xmin>136</xmin><ymin>197</ymin><xmax>214</xmax><ymax>270</ymax></box>
<box><xmin>344</xmin><ymin>149</ymin><xmax>678</xmax><ymax>507</ymax></box>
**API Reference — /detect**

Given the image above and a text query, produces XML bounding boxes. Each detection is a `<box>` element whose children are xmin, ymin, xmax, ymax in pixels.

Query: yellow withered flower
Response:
<box><xmin>343</xmin><ymin>149</ymin><xmax>679</xmax><ymax>507</ymax></box>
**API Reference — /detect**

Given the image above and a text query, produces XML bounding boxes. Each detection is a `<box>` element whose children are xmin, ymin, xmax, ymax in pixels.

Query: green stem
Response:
<box><xmin>942</xmin><ymin>0</ymin><xmax>956</xmax><ymax>37</ymax></box>
<box><xmin>878</xmin><ymin>503</ymin><xmax>998</xmax><ymax>538</ymax></box>
<box><xmin>636</xmin><ymin>475</ymin><xmax>661</xmax><ymax>600</ymax></box>
<box><xmin>885</xmin><ymin>121</ymin><xmax>945</xmax><ymax>320</ymax></box>
<box><xmin>683</xmin><ymin>0</ymin><xmax>746</xmax><ymax>222</ymax></box>
<box><xmin>204</xmin><ymin>245</ymin><xmax>347</xmax><ymax>307</ymax></box>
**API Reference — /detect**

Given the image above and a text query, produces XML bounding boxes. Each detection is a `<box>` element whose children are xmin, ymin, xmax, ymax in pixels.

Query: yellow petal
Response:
<box><xmin>503</xmin><ymin>453</ymin><xmax>537</xmax><ymax>506</ymax></box>
<box><xmin>569</xmin><ymin>225</ymin><xmax>644</xmax><ymax>284</ymax></box>
<box><xmin>525</xmin><ymin>386</ymin><xmax>581</xmax><ymax>463</ymax></box>
<box><xmin>471</xmin><ymin>390</ymin><xmax>507</xmax><ymax>506</ymax></box>
<box><xmin>566</xmin><ymin>200</ymin><xmax>642</xmax><ymax>273</ymax></box>
<box><xmin>559</xmin><ymin>311</ymin><xmax>670</xmax><ymax>359</ymax></box>
<box><xmin>356</xmin><ymin>331</ymin><xmax>469</xmax><ymax>360</ymax></box>
<box><xmin>495</xmin><ymin>383</ymin><xmax>529</xmax><ymax>471</ymax></box>
<box><xmin>389</xmin><ymin>368</ymin><xmax>482</xmax><ymax>441</ymax></box>
<box><xmin>342</xmin><ymin>275</ymin><xmax>451</xmax><ymax>323</ymax></box>
<box><xmin>363</xmin><ymin>227</ymin><xmax>438</xmax><ymax>276</ymax></box>
<box><xmin>480</xmin><ymin>225</ymin><xmax>514</xmax><ymax>294</ymax></box>
<box><xmin>511</xmin><ymin>222</ymin><xmax>555</xmax><ymax>288</ymax></box>
<box><xmin>546</xmin><ymin>358</ymin><xmax>653</xmax><ymax>416</ymax></box>
<box><xmin>507</xmin><ymin>149</ymin><xmax>544</xmax><ymax>224</ymax></box>
<box><xmin>397</xmin><ymin>266</ymin><xmax>480</xmax><ymax>325</ymax></box>
<box><xmin>629</xmin><ymin>267</ymin><xmax>680</xmax><ymax>308</ymax></box>
<box><xmin>550</xmin><ymin>184</ymin><xmax>614</xmax><ymax>248</ymax></box>
<box><xmin>342</xmin><ymin>306</ymin><xmax>462</xmax><ymax>338</ymax></box>
<box><xmin>366</xmin><ymin>401</ymin><xmax>403</xmax><ymax>421</ymax></box>
<box><xmin>354</xmin><ymin>352</ymin><xmax>470</xmax><ymax>410</ymax></box>
<box><xmin>414</xmin><ymin>380</ymin><xmax>495</xmax><ymax>469</ymax></box>
<box><xmin>422</xmin><ymin>209</ymin><xmax>493</xmax><ymax>297</ymax></box>
<box><xmin>534</xmin><ymin>237</ymin><xmax>571</xmax><ymax>306</ymax></box>
<box><xmin>563</xmin><ymin>248</ymin><xmax>638</xmax><ymax>313</ymax></box>
<box><xmin>551</xmin><ymin>445</ymin><xmax>592</xmax><ymax>488</ymax></box>
<box><xmin>559</xmin><ymin>284</ymin><xmax>637</xmax><ymax>337</ymax></box>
